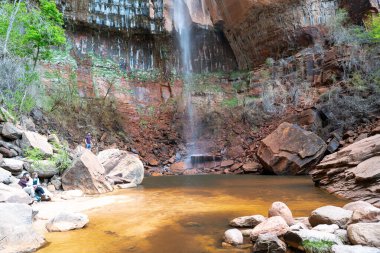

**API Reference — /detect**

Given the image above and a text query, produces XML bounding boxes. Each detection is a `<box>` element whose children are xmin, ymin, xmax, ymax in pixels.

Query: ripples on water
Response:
<box><xmin>38</xmin><ymin>175</ymin><xmax>347</xmax><ymax>253</ymax></box>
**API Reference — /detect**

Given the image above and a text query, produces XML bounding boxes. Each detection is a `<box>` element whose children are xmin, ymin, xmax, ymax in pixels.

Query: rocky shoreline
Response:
<box><xmin>223</xmin><ymin>201</ymin><xmax>380</xmax><ymax>253</ymax></box>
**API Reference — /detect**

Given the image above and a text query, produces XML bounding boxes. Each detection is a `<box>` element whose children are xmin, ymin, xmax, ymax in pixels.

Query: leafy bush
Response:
<box><xmin>222</xmin><ymin>97</ymin><xmax>239</xmax><ymax>108</ymax></box>
<box><xmin>302</xmin><ymin>239</ymin><xmax>335</xmax><ymax>253</ymax></box>
<box><xmin>24</xmin><ymin>147</ymin><xmax>45</xmax><ymax>161</ymax></box>
<box><xmin>49</xmin><ymin>142</ymin><xmax>72</xmax><ymax>173</ymax></box>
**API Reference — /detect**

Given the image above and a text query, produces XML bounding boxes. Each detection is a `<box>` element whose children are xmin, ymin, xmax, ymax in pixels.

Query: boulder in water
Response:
<box><xmin>257</xmin><ymin>122</ymin><xmax>327</xmax><ymax>175</ymax></box>
<box><xmin>46</xmin><ymin>211</ymin><xmax>89</xmax><ymax>232</ymax></box>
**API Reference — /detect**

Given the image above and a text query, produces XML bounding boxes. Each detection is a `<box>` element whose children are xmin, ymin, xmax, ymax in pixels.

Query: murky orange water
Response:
<box><xmin>38</xmin><ymin>175</ymin><xmax>347</xmax><ymax>253</ymax></box>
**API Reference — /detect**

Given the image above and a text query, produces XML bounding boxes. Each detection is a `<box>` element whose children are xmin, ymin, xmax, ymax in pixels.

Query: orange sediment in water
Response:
<box><xmin>37</xmin><ymin>175</ymin><xmax>347</xmax><ymax>253</ymax></box>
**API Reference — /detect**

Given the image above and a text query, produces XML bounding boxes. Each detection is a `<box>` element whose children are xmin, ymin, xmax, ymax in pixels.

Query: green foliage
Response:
<box><xmin>49</xmin><ymin>142</ymin><xmax>72</xmax><ymax>173</ymax></box>
<box><xmin>24</xmin><ymin>147</ymin><xmax>45</xmax><ymax>161</ymax></box>
<box><xmin>0</xmin><ymin>0</ymin><xmax>66</xmax><ymax>67</ymax></box>
<box><xmin>367</xmin><ymin>14</ymin><xmax>380</xmax><ymax>41</ymax></box>
<box><xmin>302</xmin><ymin>240</ymin><xmax>335</xmax><ymax>253</ymax></box>
<box><xmin>127</xmin><ymin>69</ymin><xmax>161</xmax><ymax>82</ymax></box>
<box><xmin>222</xmin><ymin>97</ymin><xmax>239</xmax><ymax>108</ymax></box>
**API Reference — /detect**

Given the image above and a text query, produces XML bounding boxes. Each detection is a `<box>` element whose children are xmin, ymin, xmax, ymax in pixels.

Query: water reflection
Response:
<box><xmin>38</xmin><ymin>175</ymin><xmax>347</xmax><ymax>253</ymax></box>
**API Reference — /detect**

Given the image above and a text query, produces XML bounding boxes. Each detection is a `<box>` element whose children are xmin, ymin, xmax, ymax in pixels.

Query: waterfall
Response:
<box><xmin>172</xmin><ymin>0</ymin><xmax>199</xmax><ymax>160</ymax></box>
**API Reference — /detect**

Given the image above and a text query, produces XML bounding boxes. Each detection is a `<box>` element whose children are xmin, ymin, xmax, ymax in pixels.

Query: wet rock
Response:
<box><xmin>332</xmin><ymin>245</ymin><xmax>380</xmax><ymax>253</ymax></box>
<box><xmin>1</xmin><ymin>158</ymin><xmax>24</xmax><ymax>175</ymax></box>
<box><xmin>62</xmin><ymin>149</ymin><xmax>113</xmax><ymax>194</ymax></box>
<box><xmin>257</xmin><ymin>122</ymin><xmax>327</xmax><ymax>175</ymax></box>
<box><xmin>268</xmin><ymin>201</ymin><xmax>294</xmax><ymax>225</ymax></box>
<box><xmin>224</xmin><ymin>228</ymin><xmax>243</xmax><ymax>245</ymax></box>
<box><xmin>0</xmin><ymin>183</ymin><xmax>33</xmax><ymax>204</ymax></box>
<box><xmin>309</xmin><ymin>206</ymin><xmax>353</xmax><ymax>228</ymax></box>
<box><xmin>252</xmin><ymin>233</ymin><xmax>286</xmax><ymax>253</ymax></box>
<box><xmin>229</xmin><ymin>215</ymin><xmax>266</xmax><ymax>228</ymax></box>
<box><xmin>0</xmin><ymin>203</ymin><xmax>45</xmax><ymax>252</ymax></box>
<box><xmin>29</xmin><ymin>160</ymin><xmax>59</xmax><ymax>179</ymax></box>
<box><xmin>284</xmin><ymin>229</ymin><xmax>342</xmax><ymax>251</ymax></box>
<box><xmin>46</xmin><ymin>212</ymin><xmax>89</xmax><ymax>232</ymax></box>
<box><xmin>20</xmin><ymin>131</ymin><xmax>53</xmax><ymax>156</ymax></box>
<box><xmin>97</xmin><ymin>149</ymin><xmax>144</xmax><ymax>185</ymax></box>
<box><xmin>170</xmin><ymin>162</ymin><xmax>186</xmax><ymax>174</ymax></box>
<box><xmin>242</xmin><ymin>162</ymin><xmax>262</xmax><ymax>173</ymax></box>
<box><xmin>250</xmin><ymin>216</ymin><xmax>289</xmax><ymax>241</ymax></box>
<box><xmin>312</xmin><ymin>224</ymin><xmax>339</xmax><ymax>233</ymax></box>
<box><xmin>1</xmin><ymin>122</ymin><xmax>22</xmax><ymax>140</ymax></box>
<box><xmin>347</xmin><ymin>223</ymin><xmax>380</xmax><ymax>247</ymax></box>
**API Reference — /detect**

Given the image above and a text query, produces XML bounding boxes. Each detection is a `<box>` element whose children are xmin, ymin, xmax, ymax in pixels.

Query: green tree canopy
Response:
<box><xmin>0</xmin><ymin>0</ymin><xmax>66</xmax><ymax>68</ymax></box>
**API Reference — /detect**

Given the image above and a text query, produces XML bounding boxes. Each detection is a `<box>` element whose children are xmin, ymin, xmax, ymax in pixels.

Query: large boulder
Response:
<box><xmin>284</xmin><ymin>229</ymin><xmax>342</xmax><ymax>251</ymax></box>
<box><xmin>250</xmin><ymin>216</ymin><xmax>289</xmax><ymax>241</ymax></box>
<box><xmin>29</xmin><ymin>160</ymin><xmax>59</xmax><ymax>179</ymax></box>
<box><xmin>20</xmin><ymin>131</ymin><xmax>53</xmax><ymax>156</ymax></box>
<box><xmin>347</xmin><ymin>223</ymin><xmax>380</xmax><ymax>247</ymax></box>
<box><xmin>344</xmin><ymin>201</ymin><xmax>380</xmax><ymax>224</ymax></box>
<box><xmin>229</xmin><ymin>215</ymin><xmax>266</xmax><ymax>228</ymax></box>
<box><xmin>224</xmin><ymin>228</ymin><xmax>243</xmax><ymax>245</ymax></box>
<box><xmin>309</xmin><ymin>206</ymin><xmax>353</xmax><ymax>228</ymax></box>
<box><xmin>97</xmin><ymin>149</ymin><xmax>144</xmax><ymax>185</ymax></box>
<box><xmin>0</xmin><ymin>183</ymin><xmax>33</xmax><ymax>204</ymax></box>
<box><xmin>311</xmin><ymin>135</ymin><xmax>380</xmax><ymax>206</ymax></box>
<box><xmin>257</xmin><ymin>122</ymin><xmax>327</xmax><ymax>175</ymax></box>
<box><xmin>46</xmin><ymin>212</ymin><xmax>89</xmax><ymax>232</ymax></box>
<box><xmin>1</xmin><ymin>158</ymin><xmax>24</xmax><ymax>175</ymax></box>
<box><xmin>332</xmin><ymin>245</ymin><xmax>380</xmax><ymax>253</ymax></box>
<box><xmin>62</xmin><ymin>149</ymin><xmax>113</xmax><ymax>194</ymax></box>
<box><xmin>1</xmin><ymin>122</ymin><xmax>22</xmax><ymax>140</ymax></box>
<box><xmin>252</xmin><ymin>233</ymin><xmax>287</xmax><ymax>253</ymax></box>
<box><xmin>0</xmin><ymin>167</ymin><xmax>13</xmax><ymax>184</ymax></box>
<box><xmin>0</xmin><ymin>203</ymin><xmax>45</xmax><ymax>253</ymax></box>
<box><xmin>268</xmin><ymin>201</ymin><xmax>294</xmax><ymax>225</ymax></box>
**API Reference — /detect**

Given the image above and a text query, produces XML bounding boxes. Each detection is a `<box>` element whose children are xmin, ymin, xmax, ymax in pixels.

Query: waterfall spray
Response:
<box><xmin>173</xmin><ymin>0</ymin><xmax>199</xmax><ymax>160</ymax></box>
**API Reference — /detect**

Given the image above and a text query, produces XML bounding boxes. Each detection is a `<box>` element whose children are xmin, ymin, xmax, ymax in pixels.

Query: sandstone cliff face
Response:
<box><xmin>206</xmin><ymin>0</ymin><xmax>338</xmax><ymax>69</ymax></box>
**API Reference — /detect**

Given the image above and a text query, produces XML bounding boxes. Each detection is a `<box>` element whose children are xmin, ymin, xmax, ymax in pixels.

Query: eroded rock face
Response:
<box><xmin>311</xmin><ymin>135</ymin><xmax>380</xmax><ymax>207</ymax></box>
<box><xmin>257</xmin><ymin>122</ymin><xmax>327</xmax><ymax>175</ymax></box>
<box><xmin>62</xmin><ymin>149</ymin><xmax>113</xmax><ymax>194</ymax></box>
<box><xmin>98</xmin><ymin>149</ymin><xmax>144</xmax><ymax>185</ymax></box>
<box><xmin>208</xmin><ymin>0</ymin><xmax>338</xmax><ymax>69</ymax></box>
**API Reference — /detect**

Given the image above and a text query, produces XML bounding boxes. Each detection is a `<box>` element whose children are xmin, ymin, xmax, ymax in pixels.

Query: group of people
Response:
<box><xmin>18</xmin><ymin>172</ymin><xmax>50</xmax><ymax>202</ymax></box>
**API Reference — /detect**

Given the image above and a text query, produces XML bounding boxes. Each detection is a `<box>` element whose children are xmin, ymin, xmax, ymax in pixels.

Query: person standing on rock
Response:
<box><xmin>85</xmin><ymin>133</ymin><xmax>92</xmax><ymax>150</ymax></box>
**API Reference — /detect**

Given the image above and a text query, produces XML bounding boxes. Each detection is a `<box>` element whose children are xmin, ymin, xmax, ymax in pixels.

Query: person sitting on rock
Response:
<box><xmin>85</xmin><ymin>133</ymin><xmax>92</xmax><ymax>150</ymax></box>
<box><xmin>32</xmin><ymin>172</ymin><xmax>50</xmax><ymax>201</ymax></box>
<box><xmin>18</xmin><ymin>172</ymin><xmax>36</xmax><ymax>199</ymax></box>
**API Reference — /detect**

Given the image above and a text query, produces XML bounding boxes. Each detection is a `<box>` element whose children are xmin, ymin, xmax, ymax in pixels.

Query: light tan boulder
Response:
<box><xmin>224</xmin><ymin>228</ymin><xmax>243</xmax><ymax>245</ymax></box>
<box><xmin>46</xmin><ymin>212</ymin><xmax>89</xmax><ymax>232</ymax></box>
<box><xmin>347</xmin><ymin>223</ymin><xmax>380</xmax><ymax>247</ymax></box>
<box><xmin>0</xmin><ymin>183</ymin><xmax>33</xmax><ymax>204</ymax></box>
<box><xmin>21</xmin><ymin>131</ymin><xmax>53</xmax><ymax>156</ymax></box>
<box><xmin>268</xmin><ymin>201</ymin><xmax>294</xmax><ymax>225</ymax></box>
<box><xmin>62</xmin><ymin>150</ymin><xmax>113</xmax><ymax>194</ymax></box>
<box><xmin>250</xmin><ymin>216</ymin><xmax>289</xmax><ymax>241</ymax></box>
<box><xmin>309</xmin><ymin>206</ymin><xmax>353</xmax><ymax>228</ymax></box>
